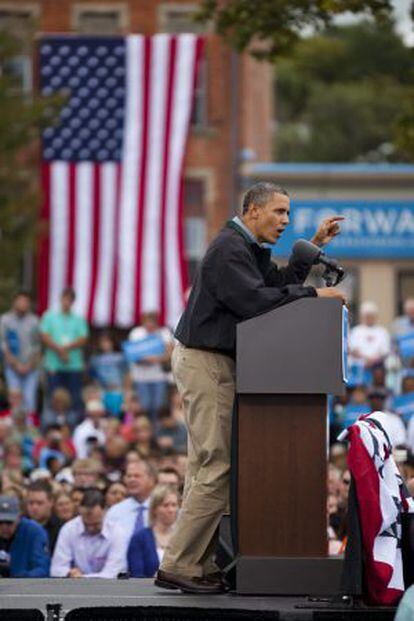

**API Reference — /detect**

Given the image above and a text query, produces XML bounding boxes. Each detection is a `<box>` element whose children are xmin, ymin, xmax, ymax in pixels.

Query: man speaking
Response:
<box><xmin>155</xmin><ymin>182</ymin><xmax>346</xmax><ymax>594</ymax></box>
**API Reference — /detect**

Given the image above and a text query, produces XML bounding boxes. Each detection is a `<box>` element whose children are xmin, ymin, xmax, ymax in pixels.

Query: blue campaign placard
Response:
<box><xmin>271</xmin><ymin>200</ymin><xmax>414</xmax><ymax>259</ymax></box>
<box><xmin>396</xmin><ymin>333</ymin><xmax>414</xmax><ymax>360</ymax></box>
<box><xmin>390</xmin><ymin>392</ymin><xmax>414</xmax><ymax>424</ymax></box>
<box><xmin>342</xmin><ymin>403</ymin><xmax>371</xmax><ymax>429</ymax></box>
<box><xmin>122</xmin><ymin>335</ymin><xmax>165</xmax><ymax>363</ymax></box>
<box><xmin>342</xmin><ymin>306</ymin><xmax>348</xmax><ymax>384</ymax></box>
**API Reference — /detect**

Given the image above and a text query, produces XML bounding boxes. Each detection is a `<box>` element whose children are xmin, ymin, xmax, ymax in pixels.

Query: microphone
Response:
<box><xmin>292</xmin><ymin>239</ymin><xmax>345</xmax><ymax>287</ymax></box>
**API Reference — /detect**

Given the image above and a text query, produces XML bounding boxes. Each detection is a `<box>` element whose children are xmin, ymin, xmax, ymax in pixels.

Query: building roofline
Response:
<box><xmin>243</xmin><ymin>163</ymin><xmax>414</xmax><ymax>175</ymax></box>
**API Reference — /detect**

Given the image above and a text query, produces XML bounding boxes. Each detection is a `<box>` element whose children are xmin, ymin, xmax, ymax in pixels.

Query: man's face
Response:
<box><xmin>80</xmin><ymin>505</ymin><xmax>104</xmax><ymax>536</ymax></box>
<box><xmin>405</xmin><ymin>300</ymin><xmax>414</xmax><ymax>321</ymax></box>
<box><xmin>158</xmin><ymin>472</ymin><xmax>180</xmax><ymax>488</ymax></box>
<box><xmin>73</xmin><ymin>470</ymin><xmax>98</xmax><ymax>489</ymax></box>
<box><xmin>13</xmin><ymin>295</ymin><xmax>30</xmax><ymax>315</ymax></box>
<box><xmin>0</xmin><ymin>520</ymin><xmax>18</xmax><ymax>540</ymax></box>
<box><xmin>61</xmin><ymin>294</ymin><xmax>74</xmax><ymax>313</ymax></box>
<box><xmin>124</xmin><ymin>463</ymin><xmax>154</xmax><ymax>501</ymax></box>
<box><xmin>362</xmin><ymin>311</ymin><xmax>377</xmax><ymax>327</ymax></box>
<box><xmin>250</xmin><ymin>194</ymin><xmax>290</xmax><ymax>244</ymax></box>
<box><xmin>26</xmin><ymin>491</ymin><xmax>53</xmax><ymax>524</ymax></box>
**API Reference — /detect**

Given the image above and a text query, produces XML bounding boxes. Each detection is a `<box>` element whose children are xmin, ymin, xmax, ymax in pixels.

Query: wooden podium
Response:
<box><xmin>234</xmin><ymin>298</ymin><xmax>346</xmax><ymax>595</ymax></box>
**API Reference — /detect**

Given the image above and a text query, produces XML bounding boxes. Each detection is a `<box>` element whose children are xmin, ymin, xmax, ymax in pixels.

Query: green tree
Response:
<box><xmin>0</xmin><ymin>30</ymin><xmax>59</xmax><ymax>307</ymax></box>
<box><xmin>274</xmin><ymin>21</ymin><xmax>414</xmax><ymax>162</ymax></box>
<box><xmin>197</xmin><ymin>0</ymin><xmax>394</xmax><ymax>59</ymax></box>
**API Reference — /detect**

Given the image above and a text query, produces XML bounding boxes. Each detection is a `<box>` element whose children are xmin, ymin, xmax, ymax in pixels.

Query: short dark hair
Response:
<box><xmin>242</xmin><ymin>182</ymin><xmax>289</xmax><ymax>215</ymax></box>
<box><xmin>61</xmin><ymin>286</ymin><xmax>76</xmax><ymax>301</ymax></box>
<box><xmin>13</xmin><ymin>289</ymin><xmax>31</xmax><ymax>301</ymax></box>
<box><xmin>80</xmin><ymin>489</ymin><xmax>105</xmax><ymax>510</ymax></box>
<box><xmin>27</xmin><ymin>480</ymin><xmax>53</xmax><ymax>499</ymax></box>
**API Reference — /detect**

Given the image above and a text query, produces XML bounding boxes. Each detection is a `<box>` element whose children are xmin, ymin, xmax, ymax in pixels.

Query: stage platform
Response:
<box><xmin>0</xmin><ymin>579</ymin><xmax>398</xmax><ymax>621</ymax></box>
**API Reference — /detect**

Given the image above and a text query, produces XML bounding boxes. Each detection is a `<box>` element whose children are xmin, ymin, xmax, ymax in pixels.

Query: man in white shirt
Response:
<box><xmin>349</xmin><ymin>302</ymin><xmax>391</xmax><ymax>369</ymax></box>
<box><xmin>73</xmin><ymin>400</ymin><xmax>106</xmax><ymax>459</ymax></box>
<box><xmin>51</xmin><ymin>489</ymin><xmax>126</xmax><ymax>578</ymax></box>
<box><xmin>128</xmin><ymin>312</ymin><xmax>173</xmax><ymax>424</ymax></box>
<box><xmin>106</xmin><ymin>460</ymin><xmax>157</xmax><ymax>546</ymax></box>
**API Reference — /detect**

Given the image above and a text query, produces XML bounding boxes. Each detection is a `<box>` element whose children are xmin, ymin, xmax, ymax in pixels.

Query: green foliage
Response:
<box><xmin>197</xmin><ymin>0</ymin><xmax>393</xmax><ymax>59</ymax></box>
<box><xmin>274</xmin><ymin>21</ymin><xmax>414</xmax><ymax>162</ymax></box>
<box><xmin>0</xmin><ymin>30</ymin><xmax>60</xmax><ymax>307</ymax></box>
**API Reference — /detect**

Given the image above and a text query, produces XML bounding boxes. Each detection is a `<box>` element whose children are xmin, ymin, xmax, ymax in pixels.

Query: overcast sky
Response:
<box><xmin>392</xmin><ymin>0</ymin><xmax>413</xmax><ymax>44</ymax></box>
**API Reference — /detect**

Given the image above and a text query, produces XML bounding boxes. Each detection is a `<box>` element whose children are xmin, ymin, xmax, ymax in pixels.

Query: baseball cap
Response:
<box><xmin>0</xmin><ymin>496</ymin><xmax>20</xmax><ymax>522</ymax></box>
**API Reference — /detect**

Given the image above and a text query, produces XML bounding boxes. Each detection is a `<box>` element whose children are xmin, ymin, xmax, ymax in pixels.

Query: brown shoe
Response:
<box><xmin>204</xmin><ymin>572</ymin><xmax>231</xmax><ymax>592</ymax></box>
<box><xmin>155</xmin><ymin>570</ymin><xmax>227</xmax><ymax>594</ymax></box>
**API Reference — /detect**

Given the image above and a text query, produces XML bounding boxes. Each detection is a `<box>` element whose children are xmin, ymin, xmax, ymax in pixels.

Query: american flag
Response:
<box><xmin>38</xmin><ymin>34</ymin><xmax>203</xmax><ymax>328</ymax></box>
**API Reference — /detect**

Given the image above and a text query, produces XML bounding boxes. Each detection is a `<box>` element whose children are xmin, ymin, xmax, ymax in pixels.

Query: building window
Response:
<box><xmin>183</xmin><ymin>178</ymin><xmax>207</xmax><ymax>280</ymax></box>
<box><xmin>190</xmin><ymin>58</ymin><xmax>207</xmax><ymax>129</ymax></box>
<box><xmin>72</xmin><ymin>4</ymin><xmax>128</xmax><ymax>35</ymax></box>
<box><xmin>158</xmin><ymin>3</ymin><xmax>207</xmax><ymax>34</ymax></box>
<box><xmin>0</xmin><ymin>6</ymin><xmax>37</xmax><ymax>92</ymax></box>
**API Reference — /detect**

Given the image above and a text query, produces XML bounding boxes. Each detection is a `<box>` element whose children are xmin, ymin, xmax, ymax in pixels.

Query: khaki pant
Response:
<box><xmin>160</xmin><ymin>342</ymin><xmax>235</xmax><ymax>578</ymax></box>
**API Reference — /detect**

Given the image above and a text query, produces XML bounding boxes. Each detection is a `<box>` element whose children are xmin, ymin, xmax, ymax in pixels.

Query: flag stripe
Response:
<box><xmin>110</xmin><ymin>163</ymin><xmax>122</xmax><ymax>325</ymax></box>
<box><xmin>73</xmin><ymin>162</ymin><xmax>93</xmax><ymax>317</ymax></box>
<box><xmin>133</xmin><ymin>36</ymin><xmax>152</xmax><ymax>325</ymax></box>
<box><xmin>87</xmin><ymin>163</ymin><xmax>102</xmax><ymax>321</ymax></box>
<box><xmin>141</xmin><ymin>34</ymin><xmax>170</xmax><ymax>317</ymax></box>
<box><xmin>49</xmin><ymin>162</ymin><xmax>69</xmax><ymax>311</ymax></box>
<box><xmin>165</xmin><ymin>35</ymin><xmax>199</xmax><ymax>327</ymax></box>
<box><xmin>94</xmin><ymin>163</ymin><xmax>117</xmax><ymax>326</ymax></box>
<box><xmin>66</xmin><ymin>163</ymin><xmax>76</xmax><ymax>287</ymax></box>
<box><xmin>116</xmin><ymin>35</ymin><xmax>144</xmax><ymax>326</ymax></box>
<box><xmin>159</xmin><ymin>36</ymin><xmax>177</xmax><ymax>324</ymax></box>
<box><xmin>38</xmin><ymin>163</ymin><xmax>51</xmax><ymax>313</ymax></box>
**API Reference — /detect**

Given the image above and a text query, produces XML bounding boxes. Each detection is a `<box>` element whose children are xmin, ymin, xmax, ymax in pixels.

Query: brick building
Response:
<box><xmin>0</xmin><ymin>0</ymin><xmax>273</xmax><ymax>279</ymax></box>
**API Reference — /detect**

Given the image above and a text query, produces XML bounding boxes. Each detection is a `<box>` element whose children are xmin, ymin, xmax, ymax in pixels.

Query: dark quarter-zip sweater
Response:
<box><xmin>175</xmin><ymin>220</ymin><xmax>317</xmax><ymax>359</ymax></box>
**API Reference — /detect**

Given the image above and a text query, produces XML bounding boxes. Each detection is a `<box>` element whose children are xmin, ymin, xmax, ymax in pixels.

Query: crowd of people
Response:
<box><xmin>1</xmin><ymin>283</ymin><xmax>414</xmax><ymax>577</ymax></box>
<box><xmin>327</xmin><ymin>297</ymin><xmax>414</xmax><ymax>554</ymax></box>
<box><xmin>0</xmin><ymin>287</ymin><xmax>184</xmax><ymax>578</ymax></box>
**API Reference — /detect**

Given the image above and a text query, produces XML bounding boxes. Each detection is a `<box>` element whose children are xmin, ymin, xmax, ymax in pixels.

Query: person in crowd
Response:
<box><xmin>2</xmin><ymin>441</ymin><xmax>25</xmax><ymax>476</ymax></box>
<box><xmin>157</xmin><ymin>467</ymin><xmax>181</xmax><ymax>490</ymax></box>
<box><xmin>73</xmin><ymin>400</ymin><xmax>106</xmax><ymax>459</ymax></box>
<box><xmin>122</xmin><ymin>393</ymin><xmax>144</xmax><ymax>426</ymax></box>
<box><xmin>42</xmin><ymin>387</ymin><xmax>80</xmax><ymax>432</ymax></box>
<box><xmin>104</xmin><ymin>435</ymin><xmax>129</xmax><ymax>482</ymax></box>
<box><xmin>89</xmin><ymin>332</ymin><xmax>126</xmax><ymax>403</ymax></box>
<box><xmin>70</xmin><ymin>487</ymin><xmax>85</xmax><ymax>515</ymax></box>
<box><xmin>51</xmin><ymin>489</ymin><xmax>126</xmax><ymax>578</ymax></box>
<box><xmin>106</xmin><ymin>461</ymin><xmax>157</xmax><ymax>546</ymax></box>
<box><xmin>40</xmin><ymin>287</ymin><xmax>89</xmax><ymax>412</ymax></box>
<box><xmin>33</xmin><ymin>424</ymin><xmax>75</xmax><ymax>470</ymax></box>
<box><xmin>105</xmin><ymin>481</ymin><xmax>127</xmax><ymax>508</ymax></box>
<box><xmin>0</xmin><ymin>495</ymin><xmax>50</xmax><ymax>577</ymax></box>
<box><xmin>367</xmin><ymin>387</ymin><xmax>407</xmax><ymax>448</ymax></box>
<box><xmin>121</xmin><ymin>415</ymin><xmax>158</xmax><ymax>458</ymax></box>
<box><xmin>128</xmin><ymin>312</ymin><xmax>173</xmax><ymax>425</ymax></box>
<box><xmin>349</xmin><ymin>302</ymin><xmax>391</xmax><ymax>370</ymax></box>
<box><xmin>156</xmin><ymin>407</ymin><xmax>187</xmax><ymax>454</ymax></box>
<box><xmin>128</xmin><ymin>484</ymin><xmax>180</xmax><ymax>578</ymax></box>
<box><xmin>54</xmin><ymin>492</ymin><xmax>75</xmax><ymax>523</ymax></box>
<box><xmin>26</xmin><ymin>480</ymin><xmax>62</xmax><ymax>553</ymax></box>
<box><xmin>72</xmin><ymin>458</ymin><xmax>102</xmax><ymax>489</ymax></box>
<box><xmin>0</xmin><ymin>291</ymin><xmax>40</xmax><ymax>415</ymax></box>
<box><xmin>391</xmin><ymin>298</ymin><xmax>414</xmax><ymax>338</ymax></box>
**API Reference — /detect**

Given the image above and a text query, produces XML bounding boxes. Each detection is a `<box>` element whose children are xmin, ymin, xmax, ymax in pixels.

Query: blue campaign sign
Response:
<box><xmin>272</xmin><ymin>200</ymin><xmax>414</xmax><ymax>259</ymax></box>
<box><xmin>122</xmin><ymin>335</ymin><xmax>165</xmax><ymax>363</ymax></box>
<box><xmin>396</xmin><ymin>332</ymin><xmax>414</xmax><ymax>360</ymax></box>
<box><xmin>390</xmin><ymin>392</ymin><xmax>414</xmax><ymax>424</ymax></box>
